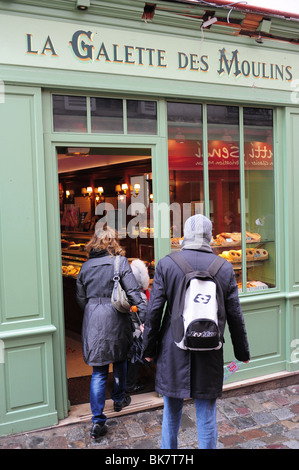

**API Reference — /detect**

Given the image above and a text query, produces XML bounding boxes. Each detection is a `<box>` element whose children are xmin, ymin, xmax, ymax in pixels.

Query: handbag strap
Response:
<box><xmin>114</xmin><ymin>255</ymin><xmax>120</xmax><ymax>273</ymax></box>
<box><xmin>113</xmin><ymin>255</ymin><xmax>120</xmax><ymax>279</ymax></box>
<box><xmin>112</xmin><ymin>255</ymin><xmax>120</xmax><ymax>301</ymax></box>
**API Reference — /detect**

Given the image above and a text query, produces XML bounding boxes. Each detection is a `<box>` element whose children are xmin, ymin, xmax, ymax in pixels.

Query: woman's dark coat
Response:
<box><xmin>76</xmin><ymin>252</ymin><xmax>147</xmax><ymax>366</ymax></box>
<box><xmin>142</xmin><ymin>249</ymin><xmax>250</xmax><ymax>400</ymax></box>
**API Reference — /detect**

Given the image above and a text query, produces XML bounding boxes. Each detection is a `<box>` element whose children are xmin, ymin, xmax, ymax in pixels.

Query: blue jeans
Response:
<box><xmin>161</xmin><ymin>396</ymin><xmax>217</xmax><ymax>449</ymax></box>
<box><xmin>90</xmin><ymin>360</ymin><xmax>127</xmax><ymax>424</ymax></box>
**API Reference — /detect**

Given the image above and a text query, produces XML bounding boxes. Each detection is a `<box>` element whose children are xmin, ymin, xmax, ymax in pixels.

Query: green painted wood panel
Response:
<box><xmin>0</xmin><ymin>94</ymin><xmax>41</xmax><ymax>320</ymax></box>
<box><xmin>0</xmin><ymin>87</ymin><xmax>58</xmax><ymax>436</ymax></box>
<box><xmin>224</xmin><ymin>300</ymin><xmax>285</xmax><ymax>370</ymax></box>
<box><xmin>7</xmin><ymin>346</ymin><xmax>44</xmax><ymax>408</ymax></box>
<box><xmin>0</xmin><ymin>333</ymin><xmax>57</xmax><ymax>435</ymax></box>
<box><xmin>0</xmin><ymin>88</ymin><xmax>51</xmax><ymax>328</ymax></box>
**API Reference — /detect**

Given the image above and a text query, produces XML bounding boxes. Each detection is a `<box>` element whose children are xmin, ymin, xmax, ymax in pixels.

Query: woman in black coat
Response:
<box><xmin>76</xmin><ymin>225</ymin><xmax>147</xmax><ymax>440</ymax></box>
<box><xmin>142</xmin><ymin>214</ymin><xmax>250</xmax><ymax>449</ymax></box>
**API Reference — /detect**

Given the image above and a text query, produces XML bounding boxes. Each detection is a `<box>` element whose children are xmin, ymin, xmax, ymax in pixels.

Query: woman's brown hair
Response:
<box><xmin>85</xmin><ymin>225</ymin><xmax>126</xmax><ymax>257</ymax></box>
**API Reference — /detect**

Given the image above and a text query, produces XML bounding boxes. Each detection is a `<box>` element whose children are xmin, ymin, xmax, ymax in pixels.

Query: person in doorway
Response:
<box><xmin>126</xmin><ymin>259</ymin><xmax>150</xmax><ymax>394</ymax></box>
<box><xmin>142</xmin><ymin>214</ymin><xmax>250</xmax><ymax>449</ymax></box>
<box><xmin>76</xmin><ymin>225</ymin><xmax>147</xmax><ymax>440</ymax></box>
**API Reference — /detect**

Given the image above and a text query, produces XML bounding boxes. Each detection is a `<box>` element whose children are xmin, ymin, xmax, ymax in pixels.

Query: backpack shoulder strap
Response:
<box><xmin>207</xmin><ymin>256</ymin><xmax>226</xmax><ymax>277</ymax></box>
<box><xmin>167</xmin><ymin>252</ymin><xmax>194</xmax><ymax>274</ymax></box>
<box><xmin>168</xmin><ymin>252</ymin><xmax>226</xmax><ymax>277</ymax></box>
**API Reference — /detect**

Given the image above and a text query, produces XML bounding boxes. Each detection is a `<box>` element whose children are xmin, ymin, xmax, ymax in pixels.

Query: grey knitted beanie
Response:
<box><xmin>181</xmin><ymin>214</ymin><xmax>213</xmax><ymax>251</ymax></box>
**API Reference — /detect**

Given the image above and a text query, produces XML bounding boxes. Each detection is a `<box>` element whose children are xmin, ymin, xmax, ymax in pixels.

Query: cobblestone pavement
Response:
<box><xmin>0</xmin><ymin>384</ymin><xmax>298</xmax><ymax>450</ymax></box>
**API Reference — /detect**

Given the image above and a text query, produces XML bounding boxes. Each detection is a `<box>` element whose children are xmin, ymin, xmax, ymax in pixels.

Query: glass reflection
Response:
<box><xmin>167</xmin><ymin>102</ymin><xmax>203</xmax><ymax>242</ymax></box>
<box><xmin>53</xmin><ymin>95</ymin><xmax>87</xmax><ymax>132</ymax></box>
<box><xmin>127</xmin><ymin>100</ymin><xmax>157</xmax><ymax>135</ymax></box>
<box><xmin>91</xmin><ymin>97</ymin><xmax>123</xmax><ymax>133</ymax></box>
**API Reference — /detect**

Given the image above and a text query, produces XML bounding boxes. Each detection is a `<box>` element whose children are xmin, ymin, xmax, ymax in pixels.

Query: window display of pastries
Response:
<box><xmin>253</xmin><ymin>248</ymin><xmax>269</xmax><ymax>260</ymax></box>
<box><xmin>62</xmin><ymin>264</ymin><xmax>81</xmax><ymax>277</ymax></box>
<box><xmin>215</xmin><ymin>233</ymin><xmax>240</xmax><ymax>245</ymax></box>
<box><xmin>238</xmin><ymin>280</ymin><xmax>268</xmax><ymax>292</ymax></box>
<box><xmin>214</xmin><ymin>231</ymin><xmax>261</xmax><ymax>246</ymax></box>
<box><xmin>140</xmin><ymin>227</ymin><xmax>155</xmax><ymax>235</ymax></box>
<box><xmin>219</xmin><ymin>248</ymin><xmax>268</xmax><ymax>263</ymax></box>
<box><xmin>246</xmin><ymin>231</ymin><xmax>261</xmax><ymax>242</ymax></box>
<box><xmin>171</xmin><ymin>237</ymin><xmax>184</xmax><ymax>247</ymax></box>
<box><xmin>246</xmin><ymin>248</ymin><xmax>255</xmax><ymax>261</ymax></box>
<box><xmin>220</xmin><ymin>250</ymin><xmax>241</xmax><ymax>262</ymax></box>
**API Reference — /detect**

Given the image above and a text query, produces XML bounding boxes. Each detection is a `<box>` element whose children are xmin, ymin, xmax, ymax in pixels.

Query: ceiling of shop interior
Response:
<box><xmin>57</xmin><ymin>147</ymin><xmax>151</xmax><ymax>173</ymax></box>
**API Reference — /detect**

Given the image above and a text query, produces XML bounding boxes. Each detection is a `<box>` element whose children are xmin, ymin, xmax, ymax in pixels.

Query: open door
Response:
<box><xmin>57</xmin><ymin>146</ymin><xmax>156</xmax><ymax>406</ymax></box>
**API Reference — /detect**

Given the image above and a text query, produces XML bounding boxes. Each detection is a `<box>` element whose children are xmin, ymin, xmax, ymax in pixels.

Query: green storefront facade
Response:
<box><xmin>0</xmin><ymin>0</ymin><xmax>299</xmax><ymax>436</ymax></box>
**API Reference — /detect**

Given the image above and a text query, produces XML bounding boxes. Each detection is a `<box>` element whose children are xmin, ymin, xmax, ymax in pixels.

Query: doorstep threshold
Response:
<box><xmin>57</xmin><ymin>391</ymin><xmax>164</xmax><ymax>427</ymax></box>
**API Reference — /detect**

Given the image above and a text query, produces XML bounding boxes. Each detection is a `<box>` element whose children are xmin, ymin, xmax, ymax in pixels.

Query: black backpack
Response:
<box><xmin>168</xmin><ymin>252</ymin><xmax>226</xmax><ymax>351</ymax></box>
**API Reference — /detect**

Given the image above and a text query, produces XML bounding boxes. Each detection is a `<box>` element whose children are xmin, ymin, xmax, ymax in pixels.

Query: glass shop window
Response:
<box><xmin>52</xmin><ymin>95</ymin><xmax>157</xmax><ymax>135</ymax></box>
<box><xmin>91</xmin><ymin>97</ymin><xmax>123</xmax><ymax>133</ymax></box>
<box><xmin>243</xmin><ymin>107</ymin><xmax>275</xmax><ymax>290</ymax></box>
<box><xmin>167</xmin><ymin>102</ymin><xmax>203</xmax><ymax>244</ymax></box>
<box><xmin>168</xmin><ymin>102</ymin><xmax>276</xmax><ymax>293</ymax></box>
<box><xmin>207</xmin><ymin>105</ymin><xmax>244</xmax><ymax>285</ymax></box>
<box><xmin>127</xmin><ymin>100</ymin><xmax>157</xmax><ymax>135</ymax></box>
<box><xmin>53</xmin><ymin>95</ymin><xmax>87</xmax><ymax>132</ymax></box>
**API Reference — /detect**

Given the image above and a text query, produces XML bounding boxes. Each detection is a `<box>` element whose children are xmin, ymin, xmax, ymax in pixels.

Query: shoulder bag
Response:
<box><xmin>111</xmin><ymin>255</ymin><xmax>131</xmax><ymax>313</ymax></box>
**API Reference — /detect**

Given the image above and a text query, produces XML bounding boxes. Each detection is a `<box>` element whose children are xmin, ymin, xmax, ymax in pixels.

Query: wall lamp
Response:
<box><xmin>82</xmin><ymin>186</ymin><xmax>93</xmax><ymax>197</ymax></box>
<box><xmin>76</xmin><ymin>0</ymin><xmax>90</xmax><ymax>11</ymax></box>
<box><xmin>121</xmin><ymin>184</ymin><xmax>128</xmax><ymax>194</ymax></box>
<box><xmin>66</xmin><ymin>189</ymin><xmax>75</xmax><ymax>199</ymax></box>
<box><xmin>94</xmin><ymin>186</ymin><xmax>104</xmax><ymax>202</ymax></box>
<box><xmin>115</xmin><ymin>183</ymin><xmax>130</xmax><ymax>195</ymax></box>
<box><xmin>131</xmin><ymin>183</ymin><xmax>141</xmax><ymax>198</ymax></box>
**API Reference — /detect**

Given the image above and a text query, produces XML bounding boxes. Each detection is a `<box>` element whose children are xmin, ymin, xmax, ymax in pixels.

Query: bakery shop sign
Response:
<box><xmin>168</xmin><ymin>140</ymin><xmax>273</xmax><ymax>170</ymax></box>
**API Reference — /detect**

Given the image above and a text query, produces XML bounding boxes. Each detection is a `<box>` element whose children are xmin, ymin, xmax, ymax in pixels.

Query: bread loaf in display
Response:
<box><xmin>214</xmin><ymin>231</ymin><xmax>261</xmax><ymax>246</ymax></box>
<box><xmin>253</xmin><ymin>248</ymin><xmax>268</xmax><ymax>260</ymax></box>
<box><xmin>219</xmin><ymin>248</ymin><xmax>268</xmax><ymax>263</ymax></box>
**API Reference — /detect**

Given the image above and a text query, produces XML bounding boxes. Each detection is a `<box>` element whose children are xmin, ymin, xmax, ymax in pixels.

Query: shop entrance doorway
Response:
<box><xmin>57</xmin><ymin>146</ymin><xmax>156</xmax><ymax>406</ymax></box>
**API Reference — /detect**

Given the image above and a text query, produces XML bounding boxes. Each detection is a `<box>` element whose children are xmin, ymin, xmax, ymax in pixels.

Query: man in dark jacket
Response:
<box><xmin>142</xmin><ymin>214</ymin><xmax>250</xmax><ymax>449</ymax></box>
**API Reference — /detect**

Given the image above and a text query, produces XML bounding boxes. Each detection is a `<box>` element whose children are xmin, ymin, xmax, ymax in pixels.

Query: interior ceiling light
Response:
<box><xmin>142</xmin><ymin>3</ymin><xmax>156</xmax><ymax>22</ymax></box>
<box><xmin>66</xmin><ymin>147</ymin><xmax>90</xmax><ymax>156</ymax></box>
